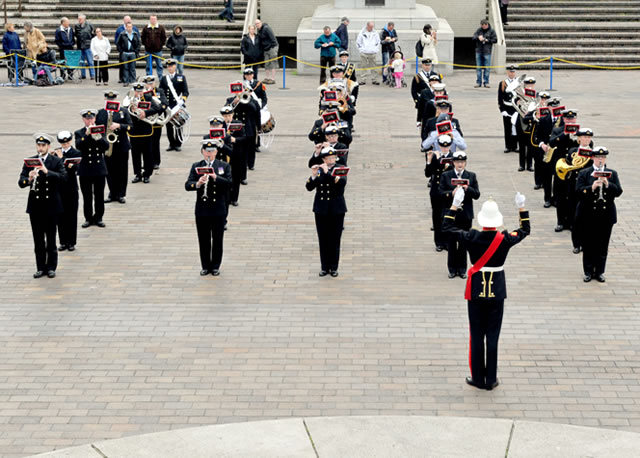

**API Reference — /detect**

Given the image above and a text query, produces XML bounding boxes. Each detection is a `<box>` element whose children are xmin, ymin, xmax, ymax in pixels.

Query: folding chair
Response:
<box><xmin>6</xmin><ymin>49</ymin><xmax>29</xmax><ymax>84</ymax></box>
<box><xmin>62</xmin><ymin>50</ymin><xmax>82</xmax><ymax>84</ymax></box>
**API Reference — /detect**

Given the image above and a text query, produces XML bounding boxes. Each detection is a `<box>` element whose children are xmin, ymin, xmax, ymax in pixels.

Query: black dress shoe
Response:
<box><xmin>131</xmin><ymin>175</ymin><xmax>142</xmax><ymax>183</ymax></box>
<box><xmin>319</xmin><ymin>270</ymin><xmax>328</xmax><ymax>277</ymax></box>
<box><xmin>231</xmin><ymin>201</ymin><xmax>239</xmax><ymax>206</ymax></box>
<box><xmin>174</xmin><ymin>147</ymin><xmax>181</xmax><ymax>152</ymax></box>
<box><xmin>67</xmin><ymin>245</ymin><xmax>75</xmax><ymax>252</ymax></box>
<box><xmin>554</xmin><ymin>224</ymin><xmax>564</xmax><ymax>232</ymax></box>
<box><xmin>33</xmin><ymin>271</ymin><xmax>45</xmax><ymax>279</ymax></box>
<box><xmin>572</xmin><ymin>247</ymin><xmax>581</xmax><ymax>254</ymax></box>
<box><xmin>448</xmin><ymin>272</ymin><xmax>456</xmax><ymax>279</ymax></box>
<box><xmin>503</xmin><ymin>148</ymin><xmax>510</xmax><ymax>153</ymax></box>
<box><xmin>583</xmin><ymin>274</ymin><xmax>592</xmax><ymax>282</ymax></box>
<box><xmin>119</xmin><ymin>197</ymin><xmax>126</xmax><ymax>204</ymax></box>
<box><xmin>465</xmin><ymin>376</ymin><xmax>485</xmax><ymax>389</ymax></box>
<box><xmin>596</xmin><ymin>274</ymin><xmax>606</xmax><ymax>283</ymax></box>
<box><xmin>517</xmin><ymin>166</ymin><xmax>525</xmax><ymax>172</ymax></box>
<box><xmin>58</xmin><ymin>244</ymin><xmax>67</xmax><ymax>251</ymax></box>
<box><xmin>211</xmin><ymin>269</ymin><xmax>220</xmax><ymax>276</ymax></box>
<box><xmin>143</xmin><ymin>177</ymin><xmax>150</xmax><ymax>183</ymax></box>
<box><xmin>534</xmin><ymin>184</ymin><xmax>543</xmax><ymax>190</ymax></box>
<box><xmin>544</xmin><ymin>201</ymin><xmax>552</xmax><ymax>208</ymax></box>
<box><xmin>486</xmin><ymin>379</ymin><xmax>500</xmax><ymax>391</ymax></box>
<box><xmin>95</xmin><ymin>221</ymin><xmax>106</xmax><ymax>228</ymax></box>
<box><xmin>248</xmin><ymin>167</ymin><xmax>255</xmax><ymax>171</ymax></box>
<box><xmin>153</xmin><ymin>164</ymin><xmax>160</xmax><ymax>170</ymax></box>
<box><xmin>81</xmin><ymin>221</ymin><xmax>91</xmax><ymax>228</ymax></box>
<box><xmin>330</xmin><ymin>270</ymin><xmax>339</xmax><ymax>277</ymax></box>
<box><xmin>527</xmin><ymin>167</ymin><xmax>535</xmax><ymax>172</ymax></box>
<box><xmin>458</xmin><ymin>272</ymin><xmax>467</xmax><ymax>279</ymax></box>
<box><xmin>200</xmin><ymin>269</ymin><xmax>209</xmax><ymax>276</ymax></box>
<box><xmin>241</xmin><ymin>179</ymin><xmax>248</xmax><ymax>185</ymax></box>
<box><xmin>47</xmin><ymin>270</ymin><xmax>56</xmax><ymax>278</ymax></box>
<box><xmin>166</xmin><ymin>146</ymin><xmax>176</xmax><ymax>152</ymax></box>
<box><xmin>104</xmin><ymin>197</ymin><xmax>113</xmax><ymax>203</ymax></box>
<box><xmin>255</xmin><ymin>147</ymin><xmax>261</xmax><ymax>152</ymax></box>
<box><xmin>435</xmin><ymin>245</ymin><xmax>444</xmax><ymax>252</ymax></box>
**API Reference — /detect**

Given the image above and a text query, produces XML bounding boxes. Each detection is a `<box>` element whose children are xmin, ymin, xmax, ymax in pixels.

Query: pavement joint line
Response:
<box><xmin>90</xmin><ymin>443</ymin><xmax>108</xmax><ymax>458</ymax></box>
<box><xmin>303</xmin><ymin>418</ymin><xmax>320</xmax><ymax>458</ymax></box>
<box><xmin>505</xmin><ymin>420</ymin><xmax>516</xmax><ymax>458</ymax></box>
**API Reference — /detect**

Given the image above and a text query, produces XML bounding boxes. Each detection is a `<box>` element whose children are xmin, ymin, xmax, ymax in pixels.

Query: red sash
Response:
<box><xmin>465</xmin><ymin>231</ymin><xmax>504</xmax><ymax>300</ymax></box>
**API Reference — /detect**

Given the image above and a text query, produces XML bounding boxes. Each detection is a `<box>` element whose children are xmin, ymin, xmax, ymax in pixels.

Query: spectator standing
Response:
<box><xmin>419</xmin><ymin>24</ymin><xmax>438</xmax><ymax>65</ymax></box>
<box><xmin>356</xmin><ymin>21</ymin><xmax>381</xmax><ymax>85</ymax></box>
<box><xmin>314</xmin><ymin>26</ymin><xmax>341</xmax><ymax>84</ymax></box>
<box><xmin>241</xmin><ymin>25</ymin><xmax>263</xmax><ymax>80</ymax></box>
<box><xmin>116</xmin><ymin>22</ymin><xmax>140</xmax><ymax>86</ymax></box>
<box><xmin>24</xmin><ymin>22</ymin><xmax>47</xmax><ymax>59</ymax></box>
<box><xmin>218</xmin><ymin>0</ymin><xmax>235</xmax><ymax>23</ymax></box>
<box><xmin>141</xmin><ymin>15</ymin><xmax>166</xmax><ymax>78</ymax></box>
<box><xmin>334</xmin><ymin>17</ymin><xmax>349</xmax><ymax>52</ymax></box>
<box><xmin>380</xmin><ymin>21</ymin><xmax>397</xmax><ymax>82</ymax></box>
<box><xmin>54</xmin><ymin>17</ymin><xmax>74</xmax><ymax>79</ymax></box>
<box><xmin>500</xmin><ymin>0</ymin><xmax>510</xmax><ymax>26</ymax></box>
<box><xmin>75</xmin><ymin>14</ymin><xmax>95</xmax><ymax>80</ymax></box>
<box><xmin>3</xmin><ymin>23</ymin><xmax>21</xmax><ymax>54</ymax></box>
<box><xmin>91</xmin><ymin>28</ymin><xmax>111</xmax><ymax>85</ymax></box>
<box><xmin>472</xmin><ymin>19</ymin><xmax>497</xmax><ymax>88</ymax></box>
<box><xmin>115</xmin><ymin>16</ymin><xmax>139</xmax><ymax>84</ymax></box>
<box><xmin>166</xmin><ymin>25</ymin><xmax>188</xmax><ymax>74</ymax></box>
<box><xmin>255</xmin><ymin>19</ymin><xmax>278</xmax><ymax>84</ymax></box>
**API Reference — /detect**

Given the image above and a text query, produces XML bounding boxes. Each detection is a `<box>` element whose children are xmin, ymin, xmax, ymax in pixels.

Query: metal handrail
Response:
<box><xmin>3</xmin><ymin>0</ymin><xmax>24</xmax><ymax>25</ymax></box>
<box><xmin>488</xmin><ymin>0</ymin><xmax>506</xmax><ymax>68</ymax></box>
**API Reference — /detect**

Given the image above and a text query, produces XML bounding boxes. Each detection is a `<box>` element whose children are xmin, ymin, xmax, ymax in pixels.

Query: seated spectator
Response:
<box><xmin>33</xmin><ymin>48</ymin><xmax>57</xmax><ymax>85</ymax></box>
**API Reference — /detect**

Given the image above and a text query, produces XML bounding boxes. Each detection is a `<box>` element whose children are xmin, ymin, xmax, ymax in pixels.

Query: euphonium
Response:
<box><xmin>556</xmin><ymin>151</ymin><xmax>589</xmax><ymax>180</ymax></box>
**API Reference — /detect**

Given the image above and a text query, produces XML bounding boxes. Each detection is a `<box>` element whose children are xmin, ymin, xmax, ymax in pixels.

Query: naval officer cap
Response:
<box><xmin>208</xmin><ymin>115</ymin><xmax>224</xmax><ymax>125</ymax></box>
<box><xmin>243</xmin><ymin>67</ymin><xmax>254</xmax><ymax>74</ymax></box>
<box><xmin>339</xmin><ymin>50</ymin><xmax>349</xmax><ymax>57</ymax></box>
<box><xmin>324</xmin><ymin>125</ymin><xmax>339</xmax><ymax>135</ymax></box>
<box><xmin>437</xmin><ymin>134</ymin><xmax>453</xmax><ymax>146</ymax></box>
<box><xmin>592</xmin><ymin>146</ymin><xmax>609</xmax><ymax>157</ymax></box>
<box><xmin>201</xmin><ymin>139</ymin><xmax>220</xmax><ymax>151</ymax></box>
<box><xmin>506</xmin><ymin>64</ymin><xmax>518</xmax><ymax>71</ymax></box>
<box><xmin>563</xmin><ymin>109</ymin><xmax>578</xmax><ymax>118</ymax></box>
<box><xmin>538</xmin><ymin>91</ymin><xmax>551</xmax><ymax>99</ymax></box>
<box><xmin>318</xmin><ymin>147</ymin><xmax>336</xmax><ymax>159</ymax></box>
<box><xmin>104</xmin><ymin>90</ymin><xmax>119</xmax><ymax>99</ymax></box>
<box><xmin>523</xmin><ymin>76</ymin><xmax>536</xmax><ymax>84</ymax></box>
<box><xmin>132</xmin><ymin>82</ymin><xmax>145</xmax><ymax>91</ymax></box>
<box><xmin>56</xmin><ymin>130</ymin><xmax>73</xmax><ymax>143</ymax></box>
<box><xmin>428</xmin><ymin>74</ymin><xmax>441</xmax><ymax>82</ymax></box>
<box><xmin>421</xmin><ymin>58</ymin><xmax>432</xmax><ymax>64</ymax></box>
<box><xmin>432</xmin><ymin>83</ymin><xmax>446</xmax><ymax>92</ymax></box>
<box><xmin>34</xmin><ymin>133</ymin><xmax>52</xmax><ymax>144</ymax></box>
<box><xmin>452</xmin><ymin>151</ymin><xmax>467</xmax><ymax>161</ymax></box>
<box><xmin>219</xmin><ymin>106</ymin><xmax>234</xmax><ymax>115</ymax></box>
<box><xmin>577</xmin><ymin>127</ymin><xmax>594</xmax><ymax>137</ymax></box>
<box><xmin>80</xmin><ymin>109</ymin><xmax>98</xmax><ymax>118</ymax></box>
<box><xmin>166</xmin><ymin>58</ymin><xmax>177</xmax><ymax>66</ymax></box>
<box><xmin>142</xmin><ymin>75</ymin><xmax>156</xmax><ymax>84</ymax></box>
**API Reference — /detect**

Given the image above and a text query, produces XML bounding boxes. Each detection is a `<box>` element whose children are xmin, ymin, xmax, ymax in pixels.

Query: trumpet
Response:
<box><xmin>231</xmin><ymin>89</ymin><xmax>252</xmax><ymax>108</ymax></box>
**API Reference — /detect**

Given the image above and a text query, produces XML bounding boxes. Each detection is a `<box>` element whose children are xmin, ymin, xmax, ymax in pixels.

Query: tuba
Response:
<box><xmin>505</xmin><ymin>74</ymin><xmax>539</xmax><ymax>118</ymax></box>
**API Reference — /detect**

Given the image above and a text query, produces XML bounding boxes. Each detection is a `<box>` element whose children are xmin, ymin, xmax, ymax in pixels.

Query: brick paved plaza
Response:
<box><xmin>0</xmin><ymin>67</ymin><xmax>639</xmax><ymax>456</ymax></box>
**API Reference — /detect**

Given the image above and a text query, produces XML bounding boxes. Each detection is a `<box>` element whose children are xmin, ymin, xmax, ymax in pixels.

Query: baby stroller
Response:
<box><xmin>383</xmin><ymin>48</ymin><xmax>407</xmax><ymax>88</ymax></box>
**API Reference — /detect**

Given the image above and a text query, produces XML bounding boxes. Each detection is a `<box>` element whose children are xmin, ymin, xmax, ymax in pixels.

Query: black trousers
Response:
<box><xmin>447</xmin><ymin>217</ymin><xmax>471</xmax><ymax>274</ymax></box>
<box><xmin>314</xmin><ymin>212</ymin><xmax>345</xmax><ymax>272</ymax></box>
<box><xmin>531</xmin><ymin>146</ymin><xmax>543</xmax><ymax>186</ymax></box>
<box><xmin>246</xmin><ymin>135</ymin><xmax>257</xmax><ymax>169</ymax></box>
<box><xmin>152</xmin><ymin>126</ymin><xmax>162</xmax><ymax>167</ymax></box>
<box><xmin>539</xmin><ymin>159</ymin><xmax>554</xmax><ymax>203</ymax></box>
<box><xmin>95</xmin><ymin>60</ymin><xmax>109</xmax><ymax>83</ymax></box>
<box><xmin>582</xmin><ymin>222</ymin><xmax>613</xmax><ymax>276</ymax></box>
<box><xmin>502</xmin><ymin>114</ymin><xmax>518</xmax><ymax>151</ymax></box>
<box><xmin>130</xmin><ymin>136</ymin><xmax>153</xmax><ymax>178</ymax></box>
<box><xmin>320</xmin><ymin>56</ymin><xmax>335</xmax><ymax>84</ymax></box>
<box><xmin>166</xmin><ymin>122</ymin><xmax>182</xmax><ymax>148</ymax></box>
<box><xmin>105</xmin><ymin>145</ymin><xmax>129</xmax><ymax>199</ymax></box>
<box><xmin>230</xmin><ymin>168</ymin><xmax>242</xmax><ymax>203</ymax></box>
<box><xmin>500</xmin><ymin>3</ymin><xmax>508</xmax><ymax>23</ymax></box>
<box><xmin>518</xmin><ymin>132</ymin><xmax>533</xmax><ymax>169</ymax></box>
<box><xmin>58</xmin><ymin>192</ymin><xmax>78</xmax><ymax>247</ymax></box>
<box><xmin>430</xmin><ymin>194</ymin><xmax>445</xmax><ymax>248</ymax></box>
<box><xmin>30</xmin><ymin>213</ymin><xmax>58</xmax><ymax>272</ymax></box>
<box><xmin>468</xmin><ymin>298</ymin><xmax>504</xmax><ymax>386</ymax></box>
<box><xmin>196</xmin><ymin>214</ymin><xmax>226</xmax><ymax>270</ymax></box>
<box><xmin>79</xmin><ymin>176</ymin><xmax>106</xmax><ymax>223</ymax></box>
<box><xmin>554</xmin><ymin>176</ymin><xmax>570</xmax><ymax>226</ymax></box>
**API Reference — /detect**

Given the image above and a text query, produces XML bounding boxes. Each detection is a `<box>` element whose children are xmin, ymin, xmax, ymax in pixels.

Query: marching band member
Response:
<box><xmin>18</xmin><ymin>134</ymin><xmax>67</xmax><ymax>278</ymax></box>
<box><xmin>498</xmin><ymin>64</ymin><xmax>519</xmax><ymax>154</ymax></box>
<box><xmin>220</xmin><ymin>105</ymin><xmax>249</xmax><ymax>205</ymax></box>
<box><xmin>54</xmin><ymin>131</ymin><xmax>81</xmax><ymax>251</ymax></box>
<box><xmin>97</xmin><ymin>90</ymin><xmax>132</xmax><ymax>204</ymax></box>
<box><xmin>128</xmin><ymin>82</ymin><xmax>164</xmax><ymax>183</ymax></box>
<box><xmin>185</xmin><ymin>139</ymin><xmax>232</xmax><ymax>276</ymax></box>
<box><xmin>338</xmin><ymin>50</ymin><xmax>357</xmax><ymax>83</ymax></box>
<box><xmin>575</xmin><ymin>147</ymin><xmax>622</xmax><ymax>283</ymax></box>
<box><xmin>533</xmin><ymin>97</ymin><xmax>562</xmax><ymax>207</ymax></box>
<box><xmin>419</xmin><ymin>82</ymin><xmax>447</xmax><ymax>141</ymax></box>
<box><xmin>306</xmin><ymin>147</ymin><xmax>347</xmax><ymax>277</ymax></box>
<box><xmin>159</xmin><ymin>58</ymin><xmax>189</xmax><ymax>152</ymax></box>
<box><xmin>75</xmin><ymin>109</ymin><xmax>109</xmax><ymax>228</ymax></box>
<box><xmin>242</xmin><ymin>68</ymin><xmax>267</xmax><ymax>152</ymax></box>
<box><xmin>422</xmin><ymin>113</ymin><xmax>466</xmax><ymax>153</ymax></box>
<box><xmin>309</xmin><ymin>125</ymin><xmax>348</xmax><ymax>168</ymax></box>
<box><xmin>550</xmin><ymin>109</ymin><xmax>580</xmax><ymax>231</ymax></box>
<box><xmin>421</xmin><ymin>100</ymin><xmax>464</xmax><ymax>141</ymax></box>
<box><xmin>425</xmin><ymin>134</ymin><xmax>455</xmax><ymax>251</ymax></box>
<box><xmin>226</xmin><ymin>86</ymin><xmax>260</xmax><ymax>171</ymax></box>
<box><xmin>517</xmin><ymin>76</ymin><xmax>536</xmax><ymax>172</ymax></box>
<box><xmin>439</xmin><ymin>151</ymin><xmax>481</xmax><ymax>278</ymax></box>
<box><xmin>142</xmin><ymin>75</ymin><xmax>169</xmax><ymax>169</ymax></box>
<box><xmin>411</xmin><ymin>58</ymin><xmax>438</xmax><ymax>126</ymax></box>
<box><xmin>443</xmin><ymin>191</ymin><xmax>530</xmax><ymax>390</ymax></box>
<box><xmin>525</xmin><ymin>90</ymin><xmax>551</xmax><ymax>190</ymax></box>
<box><xmin>309</xmin><ymin>104</ymin><xmax>353</xmax><ymax>147</ymax></box>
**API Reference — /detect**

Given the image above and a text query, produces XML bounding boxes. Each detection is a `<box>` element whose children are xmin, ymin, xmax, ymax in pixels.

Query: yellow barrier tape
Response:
<box><xmin>0</xmin><ymin>53</ymin><xmax>15</xmax><ymax>59</ymax></box>
<box><xmin>552</xmin><ymin>57</ymin><xmax>640</xmax><ymax>71</ymax></box>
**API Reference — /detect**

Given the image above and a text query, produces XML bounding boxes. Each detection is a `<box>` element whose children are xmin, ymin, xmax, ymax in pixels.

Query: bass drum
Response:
<box><xmin>259</xmin><ymin>110</ymin><xmax>276</xmax><ymax>133</ymax></box>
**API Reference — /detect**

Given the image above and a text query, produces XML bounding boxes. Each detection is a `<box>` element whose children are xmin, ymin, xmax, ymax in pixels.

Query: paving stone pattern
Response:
<box><xmin>0</xmin><ymin>68</ymin><xmax>639</xmax><ymax>457</ymax></box>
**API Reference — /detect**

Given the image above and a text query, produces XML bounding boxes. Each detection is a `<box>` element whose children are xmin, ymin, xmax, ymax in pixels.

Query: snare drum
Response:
<box><xmin>259</xmin><ymin>110</ymin><xmax>276</xmax><ymax>133</ymax></box>
<box><xmin>169</xmin><ymin>107</ymin><xmax>191</xmax><ymax>128</ymax></box>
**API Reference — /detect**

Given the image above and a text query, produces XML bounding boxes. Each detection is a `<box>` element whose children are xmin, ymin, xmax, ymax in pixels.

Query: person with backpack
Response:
<box><xmin>417</xmin><ymin>24</ymin><xmax>438</xmax><ymax>67</ymax></box>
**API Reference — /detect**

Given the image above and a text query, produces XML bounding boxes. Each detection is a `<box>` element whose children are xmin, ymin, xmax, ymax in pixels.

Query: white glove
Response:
<box><xmin>500</xmin><ymin>111</ymin><xmax>509</xmax><ymax>117</ymax></box>
<box><xmin>515</xmin><ymin>192</ymin><xmax>526</xmax><ymax>209</ymax></box>
<box><xmin>452</xmin><ymin>187</ymin><xmax>465</xmax><ymax>207</ymax></box>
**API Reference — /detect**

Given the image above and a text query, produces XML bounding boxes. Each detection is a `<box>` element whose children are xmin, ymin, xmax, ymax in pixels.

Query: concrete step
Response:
<box><xmin>510</xmin><ymin>6</ymin><xmax>640</xmax><ymax>13</ymax></box>
<box><xmin>507</xmin><ymin>39</ymin><xmax>640</xmax><ymax>47</ymax></box>
<box><xmin>506</xmin><ymin>53</ymin><xmax>640</xmax><ymax>63</ymax></box>
<box><xmin>511</xmin><ymin>0</ymin><xmax>640</xmax><ymax>6</ymax></box>
<box><xmin>508</xmin><ymin>46</ymin><xmax>640</xmax><ymax>55</ymax></box>
<box><xmin>508</xmin><ymin>14</ymin><xmax>640</xmax><ymax>22</ymax></box>
<box><xmin>505</xmin><ymin>31</ymin><xmax>640</xmax><ymax>39</ymax></box>
<box><xmin>504</xmin><ymin>21</ymin><xmax>640</xmax><ymax>31</ymax></box>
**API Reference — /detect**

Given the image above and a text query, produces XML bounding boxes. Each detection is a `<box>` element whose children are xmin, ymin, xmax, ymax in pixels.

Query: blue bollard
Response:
<box><xmin>415</xmin><ymin>55</ymin><xmax>419</xmax><ymax>74</ymax></box>
<box><xmin>280</xmin><ymin>55</ymin><xmax>289</xmax><ymax>90</ymax></box>
<box><xmin>549</xmin><ymin>56</ymin><xmax>554</xmax><ymax>91</ymax></box>
<box><xmin>147</xmin><ymin>54</ymin><xmax>153</xmax><ymax>76</ymax></box>
<box><xmin>15</xmin><ymin>53</ymin><xmax>20</xmax><ymax>87</ymax></box>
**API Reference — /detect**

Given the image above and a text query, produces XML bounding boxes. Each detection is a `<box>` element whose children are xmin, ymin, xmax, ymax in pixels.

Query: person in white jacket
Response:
<box><xmin>90</xmin><ymin>28</ymin><xmax>111</xmax><ymax>85</ymax></box>
<box><xmin>356</xmin><ymin>22</ymin><xmax>380</xmax><ymax>85</ymax></box>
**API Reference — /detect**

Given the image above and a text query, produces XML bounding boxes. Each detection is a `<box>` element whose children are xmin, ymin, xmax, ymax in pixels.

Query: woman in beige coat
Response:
<box><xmin>24</xmin><ymin>22</ymin><xmax>47</xmax><ymax>59</ymax></box>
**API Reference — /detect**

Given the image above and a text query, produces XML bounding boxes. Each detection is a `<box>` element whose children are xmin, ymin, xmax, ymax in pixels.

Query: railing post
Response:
<box><xmin>280</xmin><ymin>55</ymin><xmax>289</xmax><ymax>90</ymax></box>
<box><xmin>548</xmin><ymin>56</ymin><xmax>554</xmax><ymax>91</ymax></box>
<box><xmin>415</xmin><ymin>55</ymin><xmax>418</xmax><ymax>74</ymax></box>
<box><xmin>14</xmin><ymin>52</ymin><xmax>19</xmax><ymax>87</ymax></box>
<box><xmin>146</xmin><ymin>54</ymin><xmax>152</xmax><ymax>76</ymax></box>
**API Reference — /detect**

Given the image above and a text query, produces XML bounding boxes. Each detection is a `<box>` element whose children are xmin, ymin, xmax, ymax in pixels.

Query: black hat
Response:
<box><xmin>318</xmin><ymin>147</ymin><xmax>336</xmax><ymax>159</ymax></box>
<box><xmin>577</xmin><ymin>127</ymin><xmax>594</xmax><ymax>137</ymax></box>
<box><xmin>591</xmin><ymin>146</ymin><xmax>608</xmax><ymax>156</ymax></box>
<box><xmin>201</xmin><ymin>139</ymin><xmax>219</xmax><ymax>151</ymax></box>
<box><xmin>452</xmin><ymin>151</ymin><xmax>467</xmax><ymax>161</ymax></box>
<box><xmin>421</xmin><ymin>58</ymin><xmax>432</xmax><ymax>64</ymax></box>
<box><xmin>166</xmin><ymin>58</ymin><xmax>177</xmax><ymax>66</ymax></box>
<box><xmin>437</xmin><ymin>134</ymin><xmax>452</xmax><ymax>147</ymax></box>
<box><xmin>80</xmin><ymin>109</ymin><xmax>97</xmax><ymax>118</ymax></box>
<box><xmin>56</xmin><ymin>130</ymin><xmax>73</xmax><ymax>143</ymax></box>
<box><xmin>523</xmin><ymin>76</ymin><xmax>536</xmax><ymax>84</ymax></box>
<box><xmin>538</xmin><ymin>91</ymin><xmax>551</xmax><ymax>99</ymax></box>
<box><xmin>506</xmin><ymin>64</ymin><xmax>518</xmax><ymax>71</ymax></box>
<box><xmin>34</xmin><ymin>133</ymin><xmax>52</xmax><ymax>145</ymax></box>
<box><xmin>243</xmin><ymin>67</ymin><xmax>254</xmax><ymax>74</ymax></box>
<box><xmin>324</xmin><ymin>125</ymin><xmax>339</xmax><ymax>135</ymax></box>
<box><xmin>339</xmin><ymin>50</ymin><xmax>349</xmax><ymax>57</ymax></box>
<box><xmin>219</xmin><ymin>106</ymin><xmax>234</xmax><ymax>115</ymax></box>
<box><xmin>208</xmin><ymin>115</ymin><xmax>224</xmax><ymax>125</ymax></box>
<box><xmin>429</xmin><ymin>74</ymin><xmax>441</xmax><ymax>82</ymax></box>
<box><xmin>435</xmin><ymin>99</ymin><xmax>450</xmax><ymax>108</ymax></box>
<box><xmin>132</xmin><ymin>82</ymin><xmax>145</xmax><ymax>91</ymax></box>
<box><xmin>563</xmin><ymin>109</ymin><xmax>578</xmax><ymax>118</ymax></box>
<box><xmin>104</xmin><ymin>90</ymin><xmax>119</xmax><ymax>99</ymax></box>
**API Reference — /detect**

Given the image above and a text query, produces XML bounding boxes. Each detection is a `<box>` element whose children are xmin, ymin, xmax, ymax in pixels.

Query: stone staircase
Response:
<box><xmin>504</xmin><ymin>0</ymin><xmax>640</xmax><ymax>69</ymax></box>
<box><xmin>3</xmin><ymin>0</ymin><xmax>249</xmax><ymax>68</ymax></box>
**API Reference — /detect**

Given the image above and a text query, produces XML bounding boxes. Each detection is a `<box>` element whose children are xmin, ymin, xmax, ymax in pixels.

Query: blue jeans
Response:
<box><xmin>475</xmin><ymin>52</ymin><xmax>491</xmax><ymax>85</ymax></box>
<box><xmin>32</xmin><ymin>64</ymin><xmax>54</xmax><ymax>83</ymax></box>
<box><xmin>121</xmin><ymin>52</ymin><xmax>137</xmax><ymax>84</ymax></box>
<box><xmin>80</xmin><ymin>48</ymin><xmax>94</xmax><ymax>78</ymax></box>
<box><xmin>173</xmin><ymin>54</ymin><xmax>185</xmax><ymax>74</ymax></box>
<box><xmin>381</xmin><ymin>51</ymin><xmax>390</xmax><ymax>80</ymax></box>
<box><xmin>146</xmin><ymin>51</ymin><xmax>163</xmax><ymax>78</ymax></box>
